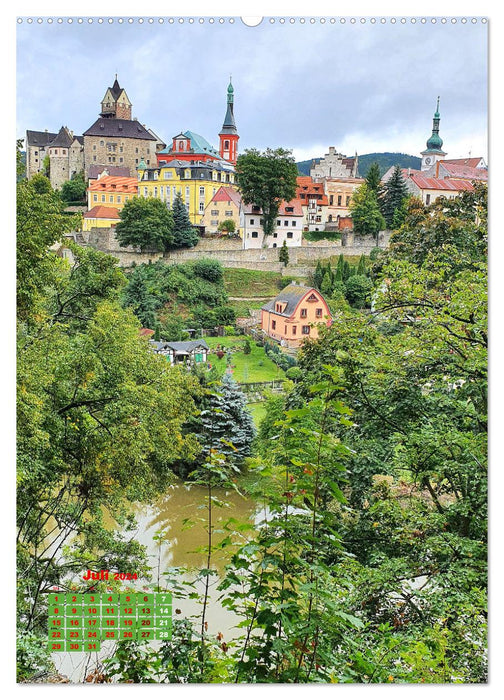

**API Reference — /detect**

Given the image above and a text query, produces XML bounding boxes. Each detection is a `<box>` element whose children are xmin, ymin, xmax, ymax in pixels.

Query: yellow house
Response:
<box><xmin>200</xmin><ymin>186</ymin><xmax>242</xmax><ymax>235</ymax></box>
<box><xmin>82</xmin><ymin>205</ymin><xmax>121</xmax><ymax>231</ymax></box>
<box><xmin>87</xmin><ymin>174</ymin><xmax>138</xmax><ymax>211</ymax></box>
<box><xmin>137</xmin><ymin>157</ymin><xmax>238</xmax><ymax>226</ymax></box>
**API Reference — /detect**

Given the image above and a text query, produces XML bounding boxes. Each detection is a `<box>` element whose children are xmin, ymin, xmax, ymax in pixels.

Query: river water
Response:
<box><xmin>51</xmin><ymin>480</ymin><xmax>262</xmax><ymax>682</ymax></box>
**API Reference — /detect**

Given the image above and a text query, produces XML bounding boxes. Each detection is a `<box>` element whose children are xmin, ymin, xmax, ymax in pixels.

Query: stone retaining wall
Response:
<box><xmin>79</xmin><ymin>227</ymin><xmax>391</xmax><ymax>271</ymax></box>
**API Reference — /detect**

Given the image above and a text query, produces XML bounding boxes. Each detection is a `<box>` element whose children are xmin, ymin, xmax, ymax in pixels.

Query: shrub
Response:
<box><xmin>192</xmin><ymin>258</ymin><xmax>224</xmax><ymax>283</ymax></box>
<box><xmin>369</xmin><ymin>247</ymin><xmax>383</xmax><ymax>261</ymax></box>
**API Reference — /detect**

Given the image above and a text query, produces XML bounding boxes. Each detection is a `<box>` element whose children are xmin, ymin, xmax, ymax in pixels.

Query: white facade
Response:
<box><xmin>241</xmin><ymin>206</ymin><xmax>303</xmax><ymax>249</ymax></box>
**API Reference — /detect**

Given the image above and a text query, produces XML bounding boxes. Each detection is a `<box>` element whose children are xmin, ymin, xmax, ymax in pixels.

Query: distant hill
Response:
<box><xmin>297</xmin><ymin>152</ymin><xmax>421</xmax><ymax>178</ymax></box>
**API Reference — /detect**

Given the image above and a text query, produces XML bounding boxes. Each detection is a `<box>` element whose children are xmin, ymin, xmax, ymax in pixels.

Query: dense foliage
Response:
<box><xmin>116</xmin><ymin>196</ymin><xmax>175</xmax><ymax>252</ymax></box>
<box><xmin>171</xmin><ymin>192</ymin><xmax>200</xmax><ymax>248</ymax></box>
<box><xmin>16</xmin><ymin>177</ymin><xmax>203</xmax><ymax>679</ymax></box>
<box><xmin>121</xmin><ymin>259</ymin><xmax>235</xmax><ymax>332</ymax></box>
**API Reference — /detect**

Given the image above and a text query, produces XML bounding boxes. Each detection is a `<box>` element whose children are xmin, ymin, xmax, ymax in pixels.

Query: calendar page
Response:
<box><xmin>15</xmin><ymin>7</ymin><xmax>489</xmax><ymax>686</ymax></box>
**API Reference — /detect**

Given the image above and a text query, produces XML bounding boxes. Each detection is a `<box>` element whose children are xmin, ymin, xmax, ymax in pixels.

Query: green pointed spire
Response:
<box><xmin>227</xmin><ymin>76</ymin><xmax>234</xmax><ymax>104</ymax></box>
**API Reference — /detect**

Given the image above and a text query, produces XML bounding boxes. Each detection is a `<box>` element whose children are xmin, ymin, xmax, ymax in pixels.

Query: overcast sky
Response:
<box><xmin>16</xmin><ymin>16</ymin><xmax>488</xmax><ymax>163</ymax></box>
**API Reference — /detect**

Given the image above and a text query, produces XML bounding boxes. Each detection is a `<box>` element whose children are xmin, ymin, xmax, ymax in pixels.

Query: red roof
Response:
<box><xmin>408</xmin><ymin>174</ymin><xmax>475</xmax><ymax>192</ymax></box>
<box><xmin>436</xmin><ymin>161</ymin><xmax>488</xmax><ymax>181</ymax></box>
<box><xmin>295</xmin><ymin>176</ymin><xmax>329</xmax><ymax>205</ymax></box>
<box><xmin>442</xmin><ymin>158</ymin><xmax>485</xmax><ymax>169</ymax></box>
<box><xmin>244</xmin><ymin>198</ymin><xmax>304</xmax><ymax>216</ymax></box>
<box><xmin>83</xmin><ymin>205</ymin><xmax>121</xmax><ymax>219</ymax></box>
<box><xmin>210</xmin><ymin>186</ymin><xmax>241</xmax><ymax>206</ymax></box>
<box><xmin>139</xmin><ymin>328</ymin><xmax>155</xmax><ymax>337</ymax></box>
<box><xmin>88</xmin><ymin>175</ymin><xmax>139</xmax><ymax>193</ymax></box>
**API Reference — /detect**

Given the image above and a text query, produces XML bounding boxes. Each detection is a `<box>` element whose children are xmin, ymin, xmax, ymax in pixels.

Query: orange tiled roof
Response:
<box><xmin>83</xmin><ymin>205</ymin><xmax>121</xmax><ymax>219</ymax></box>
<box><xmin>88</xmin><ymin>175</ymin><xmax>138</xmax><ymax>193</ymax></box>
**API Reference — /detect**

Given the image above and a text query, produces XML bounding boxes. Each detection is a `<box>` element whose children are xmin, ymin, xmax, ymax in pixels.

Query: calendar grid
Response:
<box><xmin>48</xmin><ymin>592</ymin><xmax>172</xmax><ymax>652</ymax></box>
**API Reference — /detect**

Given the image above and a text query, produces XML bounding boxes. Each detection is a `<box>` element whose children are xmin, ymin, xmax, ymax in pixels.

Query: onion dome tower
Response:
<box><xmin>421</xmin><ymin>97</ymin><xmax>447</xmax><ymax>171</ymax></box>
<box><xmin>219</xmin><ymin>78</ymin><xmax>239</xmax><ymax>166</ymax></box>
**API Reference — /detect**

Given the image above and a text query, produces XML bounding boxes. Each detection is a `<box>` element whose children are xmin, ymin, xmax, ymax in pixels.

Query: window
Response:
<box><xmin>211</xmin><ymin>219</ymin><xmax>219</xmax><ymax>225</ymax></box>
<box><xmin>292</xmin><ymin>326</ymin><xmax>297</xmax><ymax>335</ymax></box>
<box><xmin>287</xmin><ymin>232</ymin><xmax>293</xmax><ymax>239</ymax></box>
<box><xmin>316</xmin><ymin>308</ymin><xmax>323</xmax><ymax>318</ymax></box>
<box><xmin>154</xmin><ymin>187</ymin><xmax>158</xmax><ymax>198</ymax></box>
<box><xmin>250</xmin><ymin>218</ymin><xmax>255</xmax><ymax>225</ymax></box>
<box><xmin>101</xmin><ymin>195</ymin><xmax>105</xmax><ymax>202</ymax></box>
<box><xmin>300</xmin><ymin>308</ymin><xmax>307</xmax><ymax>318</ymax></box>
<box><xmin>277</xmin><ymin>220</ymin><xmax>281</xmax><ymax>226</ymax></box>
<box><xmin>211</xmin><ymin>210</ymin><xmax>219</xmax><ymax>215</ymax></box>
<box><xmin>273</xmin><ymin>243</ymin><xmax>277</xmax><ymax>248</ymax></box>
<box><xmin>426</xmin><ymin>194</ymin><xmax>431</xmax><ymax>205</ymax></box>
<box><xmin>302</xmin><ymin>326</ymin><xmax>310</xmax><ymax>335</ymax></box>
<box><xmin>93</xmin><ymin>194</ymin><xmax>97</xmax><ymax>202</ymax></box>
<box><xmin>93</xmin><ymin>156</ymin><xmax>96</xmax><ymax>161</ymax></box>
<box><xmin>143</xmin><ymin>187</ymin><xmax>148</xmax><ymax>197</ymax></box>
<box><xmin>284</xmin><ymin>220</ymin><xmax>289</xmax><ymax>226</ymax></box>
<box><xmin>109</xmin><ymin>195</ymin><xmax>114</xmax><ymax>202</ymax></box>
<box><xmin>225</xmin><ymin>210</ymin><xmax>233</xmax><ymax>216</ymax></box>
<box><xmin>346</xmin><ymin>196</ymin><xmax>351</xmax><ymax>206</ymax></box>
<box><xmin>338</xmin><ymin>195</ymin><xmax>342</xmax><ymax>206</ymax></box>
<box><xmin>93</xmin><ymin>145</ymin><xmax>96</xmax><ymax>151</ymax></box>
<box><xmin>100</xmin><ymin>141</ymin><xmax>104</xmax><ymax>146</ymax></box>
<box><xmin>329</xmin><ymin>195</ymin><xmax>334</xmax><ymax>205</ymax></box>
<box><xmin>224</xmin><ymin>140</ymin><xmax>229</xmax><ymax>149</ymax></box>
<box><xmin>292</xmin><ymin>221</ymin><xmax>297</xmax><ymax>226</ymax></box>
<box><xmin>284</xmin><ymin>326</ymin><xmax>287</xmax><ymax>334</ymax></box>
<box><xmin>117</xmin><ymin>196</ymin><xmax>121</xmax><ymax>203</ymax></box>
<box><xmin>199</xmin><ymin>186</ymin><xmax>205</xmax><ymax>197</ymax></box>
<box><xmin>119</xmin><ymin>157</ymin><xmax>123</xmax><ymax>163</ymax></box>
<box><xmin>251</xmin><ymin>231</ymin><xmax>259</xmax><ymax>238</ymax></box>
<box><xmin>272</xmin><ymin>320</ymin><xmax>276</xmax><ymax>330</ymax></box>
<box><xmin>199</xmin><ymin>202</ymin><xmax>205</xmax><ymax>212</ymax></box>
<box><xmin>163</xmin><ymin>171</ymin><xmax>173</xmax><ymax>179</ymax></box>
<box><xmin>273</xmin><ymin>233</ymin><xmax>278</xmax><ymax>238</ymax></box>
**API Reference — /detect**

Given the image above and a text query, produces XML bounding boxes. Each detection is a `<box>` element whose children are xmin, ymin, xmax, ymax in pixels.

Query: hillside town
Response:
<box><xmin>25</xmin><ymin>77</ymin><xmax>487</xmax><ymax>249</ymax></box>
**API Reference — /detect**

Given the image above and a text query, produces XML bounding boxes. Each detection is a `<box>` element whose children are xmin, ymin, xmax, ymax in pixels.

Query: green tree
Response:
<box><xmin>60</xmin><ymin>171</ymin><xmax>87</xmax><ymax>203</ymax></box>
<box><xmin>381</xmin><ymin>165</ymin><xmax>409</xmax><ymax>228</ymax></box>
<box><xmin>349</xmin><ymin>183</ymin><xmax>386</xmax><ymax>243</ymax></box>
<box><xmin>236</xmin><ymin>147</ymin><xmax>298</xmax><ymax>237</ymax></box>
<box><xmin>218</xmin><ymin>218</ymin><xmax>236</xmax><ymax>234</ymax></box>
<box><xmin>278</xmin><ymin>240</ymin><xmax>289</xmax><ymax>266</ymax></box>
<box><xmin>17</xmin><ymin>139</ymin><xmax>26</xmax><ymax>180</ymax></box>
<box><xmin>365</xmin><ymin>161</ymin><xmax>382</xmax><ymax>194</ymax></box>
<box><xmin>116</xmin><ymin>196</ymin><xmax>174</xmax><ymax>252</ymax></box>
<box><xmin>121</xmin><ymin>266</ymin><xmax>158</xmax><ymax>328</ymax></box>
<box><xmin>171</xmin><ymin>191</ymin><xmax>199</xmax><ymax>248</ymax></box>
<box><xmin>343</xmin><ymin>274</ymin><xmax>372</xmax><ymax>308</ymax></box>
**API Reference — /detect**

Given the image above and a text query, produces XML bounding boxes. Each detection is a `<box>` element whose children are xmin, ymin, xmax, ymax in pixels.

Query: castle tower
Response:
<box><xmin>100</xmin><ymin>76</ymin><xmax>132</xmax><ymax>120</ymax></box>
<box><xmin>421</xmin><ymin>97</ymin><xmax>447</xmax><ymax>171</ymax></box>
<box><xmin>219</xmin><ymin>78</ymin><xmax>239</xmax><ymax>165</ymax></box>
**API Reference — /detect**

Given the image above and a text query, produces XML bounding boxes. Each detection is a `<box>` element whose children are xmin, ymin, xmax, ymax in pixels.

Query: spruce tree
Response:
<box><xmin>196</xmin><ymin>375</ymin><xmax>256</xmax><ymax>469</ymax></box>
<box><xmin>122</xmin><ymin>269</ymin><xmax>157</xmax><ymax>328</ymax></box>
<box><xmin>365</xmin><ymin>162</ymin><xmax>382</xmax><ymax>194</ymax></box>
<box><xmin>357</xmin><ymin>254</ymin><xmax>367</xmax><ymax>277</ymax></box>
<box><xmin>321</xmin><ymin>272</ymin><xmax>333</xmax><ymax>296</ymax></box>
<box><xmin>313</xmin><ymin>260</ymin><xmax>324</xmax><ymax>289</ymax></box>
<box><xmin>279</xmin><ymin>240</ymin><xmax>289</xmax><ymax>266</ymax></box>
<box><xmin>172</xmin><ymin>192</ymin><xmax>199</xmax><ymax>248</ymax></box>
<box><xmin>335</xmin><ymin>254</ymin><xmax>345</xmax><ymax>282</ymax></box>
<box><xmin>381</xmin><ymin>165</ymin><xmax>409</xmax><ymax>229</ymax></box>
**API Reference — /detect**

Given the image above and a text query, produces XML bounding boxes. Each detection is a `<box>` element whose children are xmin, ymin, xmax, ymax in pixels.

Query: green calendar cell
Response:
<box><xmin>119</xmin><ymin>593</ymin><xmax>135</xmax><ymax>604</ymax></box>
<box><xmin>155</xmin><ymin>606</ymin><xmax>172</xmax><ymax>617</ymax></box>
<box><xmin>136</xmin><ymin>617</ymin><xmax>154</xmax><ymax>629</ymax></box>
<box><xmin>136</xmin><ymin>593</ymin><xmax>154</xmax><ymax>605</ymax></box>
<box><xmin>138</xmin><ymin>605</ymin><xmax>153</xmax><ymax>617</ymax></box>
<box><xmin>84</xmin><ymin>604</ymin><xmax>100</xmax><ymax>617</ymax></box>
<box><xmin>119</xmin><ymin>617</ymin><xmax>135</xmax><ymax>629</ymax></box>
<box><xmin>66</xmin><ymin>629</ymin><xmax>82</xmax><ymax>640</ymax></box>
<box><xmin>49</xmin><ymin>618</ymin><xmax>64</xmax><ymax>628</ymax></box>
<box><xmin>155</xmin><ymin>626</ymin><xmax>172</xmax><ymax>641</ymax></box>
<box><xmin>120</xmin><ymin>629</ymin><xmax>135</xmax><ymax>640</ymax></box>
<box><xmin>85</xmin><ymin>629</ymin><xmax>100</xmax><ymax>640</ymax></box>
<box><xmin>137</xmin><ymin>628</ymin><xmax>155</xmax><ymax>641</ymax></box>
<box><xmin>83</xmin><ymin>640</ymin><xmax>101</xmax><ymax>652</ymax></box>
<box><xmin>49</xmin><ymin>640</ymin><xmax>64</xmax><ymax>652</ymax></box>
<box><xmin>83</xmin><ymin>594</ymin><xmax>101</xmax><ymax>605</ymax></box>
<box><xmin>65</xmin><ymin>605</ymin><xmax>82</xmax><ymax>617</ymax></box>
<box><xmin>155</xmin><ymin>593</ymin><xmax>172</xmax><ymax>605</ymax></box>
<box><xmin>49</xmin><ymin>629</ymin><xmax>64</xmax><ymax>641</ymax></box>
<box><xmin>101</xmin><ymin>628</ymin><xmax>119</xmax><ymax>641</ymax></box>
<box><xmin>101</xmin><ymin>594</ymin><xmax>120</xmax><ymax>605</ymax></box>
<box><xmin>48</xmin><ymin>605</ymin><xmax>65</xmax><ymax>617</ymax></box>
<box><xmin>66</xmin><ymin>641</ymin><xmax>82</xmax><ymax>652</ymax></box>
<box><xmin>48</xmin><ymin>593</ymin><xmax>65</xmax><ymax>606</ymax></box>
<box><xmin>66</xmin><ymin>593</ymin><xmax>82</xmax><ymax>604</ymax></box>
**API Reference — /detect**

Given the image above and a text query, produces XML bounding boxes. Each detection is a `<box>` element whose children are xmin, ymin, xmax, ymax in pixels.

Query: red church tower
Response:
<box><xmin>219</xmin><ymin>78</ymin><xmax>239</xmax><ymax>166</ymax></box>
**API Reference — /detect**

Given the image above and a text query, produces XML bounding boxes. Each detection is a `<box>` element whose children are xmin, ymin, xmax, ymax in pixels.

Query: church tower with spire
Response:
<box><xmin>421</xmin><ymin>97</ymin><xmax>447</xmax><ymax>171</ymax></box>
<box><xmin>219</xmin><ymin>78</ymin><xmax>239</xmax><ymax>165</ymax></box>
